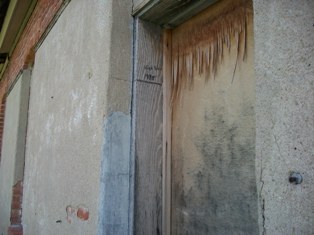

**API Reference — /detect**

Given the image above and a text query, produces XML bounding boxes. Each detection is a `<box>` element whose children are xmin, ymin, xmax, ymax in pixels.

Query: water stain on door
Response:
<box><xmin>168</xmin><ymin>0</ymin><xmax>259</xmax><ymax>234</ymax></box>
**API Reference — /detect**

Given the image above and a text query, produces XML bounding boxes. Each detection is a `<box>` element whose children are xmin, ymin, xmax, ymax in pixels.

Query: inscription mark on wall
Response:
<box><xmin>138</xmin><ymin>64</ymin><xmax>162</xmax><ymax>85</ymax></box>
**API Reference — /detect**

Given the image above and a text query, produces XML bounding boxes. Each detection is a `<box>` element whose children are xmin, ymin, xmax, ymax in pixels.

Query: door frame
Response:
<box><xmin>132</xmin><ymin>1</ymin><xmax>248</xmax><ymax>234</ymax></box>
<box><xmin>133</xmin><ymin>2</ymin><xmax>219</xmax><ymax>235</ymax></box>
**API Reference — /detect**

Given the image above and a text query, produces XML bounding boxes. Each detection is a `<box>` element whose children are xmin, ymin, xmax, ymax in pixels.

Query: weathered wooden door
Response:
<box><xmin>163</xmin><ymin>0</ymin><xmax>259</xmax><ymax>234</ymax></box>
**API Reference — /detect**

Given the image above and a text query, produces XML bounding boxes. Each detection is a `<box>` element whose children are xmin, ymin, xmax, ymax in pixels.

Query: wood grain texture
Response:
<box><xmin>170</xmin><ymin>0</ymin><xmax>252</xmax><ymax>103</ymax></box>
<box><xmin>133</xmin><ymin>0</ymin><xmax>157</xmax><ymax>15</ymax></box>
<box><xmin>135</xmin><ymin>20</ymin><xmax>163</xmax><ymax>85</ymax></box>
<box><xmin>133</xmin><ymin>0</ymin><xmax>218</xmax><ymax>27</ymax></box>
<box><xmin>170</xmin><ymin>2</ymin><xmax>259</xmax><ymax>233</ymax></box>
<box><xmin>162</xmin><ymin>29</ymin><xmax>172</xmax><ymax>235</ymax></box>
<box><xmin>134</xmin><ymin>82</ymin><xmax>163</xmax><ymax>235</ymax></box>
<box><xmin>133</xmin><ymin>19</ymin><xmax>163</xmax><ymax>235</ymax></box>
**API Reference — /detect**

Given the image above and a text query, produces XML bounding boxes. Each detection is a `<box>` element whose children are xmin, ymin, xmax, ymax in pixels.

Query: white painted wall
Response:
<box><xmin>22</xmin><ymin>0</ymin><xmax>132</xmax><ymax>234</ymax></box>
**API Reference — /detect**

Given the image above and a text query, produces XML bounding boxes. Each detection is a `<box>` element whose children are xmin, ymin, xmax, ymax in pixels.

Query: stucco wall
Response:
<box><xmin>0</xmin><ymin>71</ymin><xmax>30</xmax><ymax>235</ymax></box>
<box><xmin>22</xmin><ymin>0</ymin><xmax>132</xmax><ymax>234</ymax></box>
<box><xmin>254</xmin><ymin>0</ymin><xmax>314</xmax><ymax>234</ymax></box>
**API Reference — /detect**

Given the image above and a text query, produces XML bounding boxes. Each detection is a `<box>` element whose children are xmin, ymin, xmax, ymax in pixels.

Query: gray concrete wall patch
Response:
<box><xmin>98</xmin><ymin>112</ymin><xmax>131</xmax><ymax>235</ymax></box>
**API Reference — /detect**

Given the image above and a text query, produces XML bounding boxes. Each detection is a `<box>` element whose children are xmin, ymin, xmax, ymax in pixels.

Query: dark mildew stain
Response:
<box><xmin>172</xmin><ymin>105</ymin><xmax>259</xmax><ymax>234</ymax></box>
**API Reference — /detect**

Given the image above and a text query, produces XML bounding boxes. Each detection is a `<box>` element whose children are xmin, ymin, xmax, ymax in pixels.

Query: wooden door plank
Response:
<box><xmin>134</xmin><ymin>81</ymin><xmax>163</xmax><ymax>235</ymax></box>
<box><xmin>134</xmin><ymin>20</ymin><xmax>163</xmax><ymax>85</ymax></box>
<box><xmin>133</xmin><ymin>0</ymin><xmax>158</xmax><ymax>16</ymax></box>
<box><xmin>162</xmin><ymin>29</ymin><xmax>172</xmax><ymax>235</ymax></box>
<box><xmin>169</xmin><ymin>1</ymin><xmax>259</xmax><ymax>233</ymax></box>
<box><xmin>133</xmin><ymin>19</ymin><xmax>163</xmax><ymax>235</ymax></box>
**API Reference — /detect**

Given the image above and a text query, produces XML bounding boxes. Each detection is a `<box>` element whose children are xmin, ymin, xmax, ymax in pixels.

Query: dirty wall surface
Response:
<box><xmin>22</xmin><ymin>0</ymin><xmax>133</xmax><ymax>234</ymax></box>
<box><xmin>254</xmin><ymin>0</ymin><xmax>314</xmax><ymax>234</ymax></box>
<box><xmin>170</xmin><ymin>1</ymin><xmax>259</xmax><ymax>233</ymax></box>
<box><xmin>0</xmin><ymin>72</ymin><xmax>30</xmax><ymax>234</ymax></box>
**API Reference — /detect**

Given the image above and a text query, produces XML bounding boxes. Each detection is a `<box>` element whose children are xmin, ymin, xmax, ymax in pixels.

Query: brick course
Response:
<box><xmin>0</xmin><ymin>97</ymin><xmax>6</xmax><ymax>162</ymax></box>
<box><xmin>8</xmin><ymin>225</ymin><xmax>23</xmax><ymax>235</ymax></box>
<box><xmin>8</xmin><ymin>181</ymin><xmax>23</xmax><ymax>235</ymax></box>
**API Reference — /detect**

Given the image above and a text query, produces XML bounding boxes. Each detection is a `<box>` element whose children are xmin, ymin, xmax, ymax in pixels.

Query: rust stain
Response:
<box><xmin>171</xmin><ymin>0</ymin><xmax>253</xmax><ymax>103</ymax></box>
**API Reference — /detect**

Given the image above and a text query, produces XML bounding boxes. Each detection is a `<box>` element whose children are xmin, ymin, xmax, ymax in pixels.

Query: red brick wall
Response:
<box><xmin>0</xmin><ymin>0</ymin><xmax>63</xmax><ymax>102</ymax></box>
<box><xmin>0</xmin><ymin>97</ymin><xmax>6</xmax><ymax>162</ymax></box>
<box><xmin>0</xmin><ymin>1</ymin><xmax>65</xmax><ymax>235</ymax></box>
<box><xmin>8</xmin><ymin>181</ymin><xmax>23</xmax><ymax>235</ymax></box>
<box><xmin>8</xmin><ymin>225</ymin><xmax>23</xmax><ymax>235</ymax></box>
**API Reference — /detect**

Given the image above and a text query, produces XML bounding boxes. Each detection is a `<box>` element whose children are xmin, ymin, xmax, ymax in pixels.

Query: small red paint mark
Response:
<box><xmin>77</xmin><ymin>206</ymin><xmax>89</xmax><ymax>221</ymax></box>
